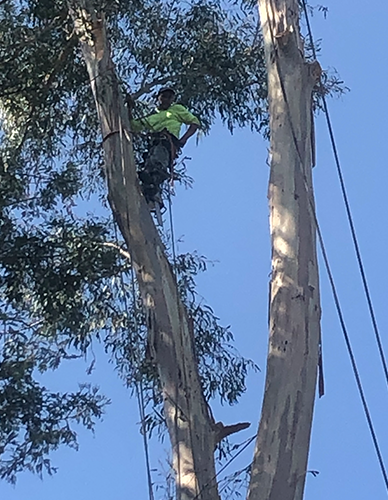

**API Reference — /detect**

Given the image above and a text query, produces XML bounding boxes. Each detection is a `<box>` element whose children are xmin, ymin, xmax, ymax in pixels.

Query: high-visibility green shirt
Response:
<box><xmin>130</xmin><ymin>104</ymin><xmax>200</xmax><ymax>138</ymax></box>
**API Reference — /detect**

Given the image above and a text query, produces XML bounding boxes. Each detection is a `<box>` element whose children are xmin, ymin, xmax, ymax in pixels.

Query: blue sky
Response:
<box><xmin>2</xmin><ymin>0</ymin><xmax>388</xmax><ymax>498</ymax></box>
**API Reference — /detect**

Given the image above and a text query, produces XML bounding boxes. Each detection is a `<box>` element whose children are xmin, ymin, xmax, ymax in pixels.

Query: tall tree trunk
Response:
<box><xmin>248</xmin><ymin>1</ymin><xmax>322</xmax><ymax>499</ymax></box>
<box><xmin>68</xmin><ymin>3</ymin><xmax>220</xmax><ymax>499</ymax></box>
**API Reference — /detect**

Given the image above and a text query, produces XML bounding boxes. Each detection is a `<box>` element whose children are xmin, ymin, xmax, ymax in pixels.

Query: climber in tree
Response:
<box><xmin>128</xmin><ymin>87</ymin><xmax>200</xmax><ymax>206</ymax></box>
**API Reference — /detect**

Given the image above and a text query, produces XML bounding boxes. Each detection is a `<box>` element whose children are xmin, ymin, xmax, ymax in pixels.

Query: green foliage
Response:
<box><xmin>0</xmin><ymin>216</ymin><xmax>126</xmax><ymax>347</ymax></box>
<box><xmin>0</xmin><ymin>214</ymin><xmax>123</xmax><ymax>482</ymax></box>
<box><xmin>0</xmin><ymin>331</ymin><xmax>109</xmax><ymax>484</ymax></box>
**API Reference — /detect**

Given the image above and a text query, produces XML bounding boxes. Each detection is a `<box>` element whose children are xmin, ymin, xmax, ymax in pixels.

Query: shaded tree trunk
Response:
<box><xmin>248</xmin><ymin>1</ymin><xmax>322</xmax><ymax>499</ymax></box>
<box><xmin>68</xmin><ymin>3</ymin><xmax>221</xmax><ymax>499</ymax></box>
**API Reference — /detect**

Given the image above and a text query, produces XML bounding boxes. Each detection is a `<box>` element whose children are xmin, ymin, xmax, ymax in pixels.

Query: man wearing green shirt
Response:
<box><xmin>129</xmin><ymin>87</ymin><xmax>200</xmax><ymax>207</ymax></box>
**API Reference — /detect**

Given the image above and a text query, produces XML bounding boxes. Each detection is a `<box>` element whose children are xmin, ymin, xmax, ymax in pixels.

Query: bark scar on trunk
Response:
<box><xmin>275</xmin><ymin>29</ymin><xmax>291</xmax><ymax>48</ymax></box>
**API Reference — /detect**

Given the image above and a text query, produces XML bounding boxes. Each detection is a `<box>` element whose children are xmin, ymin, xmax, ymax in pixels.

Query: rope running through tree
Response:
<box><xmin>92</xmin><ymin>71</ymin><xmax>155</xmax><ymax>500</ymax></box>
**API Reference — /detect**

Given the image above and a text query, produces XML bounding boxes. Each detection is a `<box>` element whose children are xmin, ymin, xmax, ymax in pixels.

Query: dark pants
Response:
<box><xmin>138</xmin><ymin>132</ymin><xmax>180</xmax><ymax>204</ymax></box>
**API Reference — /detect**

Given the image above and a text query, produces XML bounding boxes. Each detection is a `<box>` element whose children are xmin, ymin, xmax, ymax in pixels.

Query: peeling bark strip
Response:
<box><xmin>248</xmin><ymin>1</ymin><xmax>322</xmax><ymax>500</ymax></box>
<box><xmin>67</xmin><ymin>2</ymin><xmax>220</xmax><ymax>499</ymax></box>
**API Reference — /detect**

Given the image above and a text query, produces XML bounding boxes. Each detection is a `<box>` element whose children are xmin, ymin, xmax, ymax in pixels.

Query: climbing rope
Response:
<box><xmin>125</xmin><ymin>94</ymin><xmax>189</xmax><ymax>498</ymax></box>
<box><xmin>193</xmin><ymin>435</ymin><xmax>256</xmax><ymax>500</ymax></box>
<box><xmin>92</xmin><ymin>75</ymin><xmax>155</xmax><ymax>500</ymax></box>
<box><xmin>301</xmin><ymin>0</ymin><xmax>388</xmax><ymax>391</ymax></box>
<box><xmin>117</xmin><ymin>117</ymin><xmax>155</xmax><ymax>500</ymax></box>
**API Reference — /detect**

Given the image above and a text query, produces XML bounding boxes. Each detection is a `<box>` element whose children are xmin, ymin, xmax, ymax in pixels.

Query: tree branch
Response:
<box><xmin>131</xmin><ymin>76</ymin><xmax>171</xmax><ymax>100</ymax></box>
<box><xmin>214</xmin><ymin>421</ymin><xmax>251</xmax><ymax>446</ymax></box>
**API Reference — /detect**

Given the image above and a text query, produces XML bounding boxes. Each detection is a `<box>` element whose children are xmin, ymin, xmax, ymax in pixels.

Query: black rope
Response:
<box><xmin>315</xmin><ymin>215</ymin><xmax>388</xmax><ymax>491</ymax></box>
<box><xmin>301</xmin><ymin>0</ymin><xmax>388</xmax><ymax>389</ymax></box>
<box><xmin>118</xmin><ymin>118</ymin><xmax>155</xmax><ymax>500</ymax></box>
<box><xmin>267</xmin><ymin>0</ymin><xmax>388</xmax><ymax>492</ymax></box>
<box><xmin>302</xmin><ymin>0</ymin><xmax>388</xmax><ymax>488</ymax></box>
<box><xmin>129</xmin><ymin>262</ymin><xmax>155</xmax><ymax>500</ymax></box>
<box><xmin>168</xmin><ymin>185</ymin><xmax>178</xmax><ymax>266</ymax></box>
<box><xmin>193</xmin><ymin>436</ymin><xmax>256</xmax><ymax>500</ymax></box>
<box><xmin>167</xmin><ymin>184</ymin><xmax>181</xmax><ymax>499</ymax></box>
<box><xmin>113</xmin><ymin>220</ymin><xmax>155</xmax><ymax>500</ymax></box>
<box><xmin>167</xmin><ymin>184</ymin><xmax>193</xmax><ymax>500</ymax></box>
<box><xmin>92</xmin><ymin>81</ymin><xmax>155</xmax><ymax>499</ymax></box>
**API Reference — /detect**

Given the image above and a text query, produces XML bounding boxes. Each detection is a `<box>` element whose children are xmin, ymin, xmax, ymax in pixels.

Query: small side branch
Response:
<box><xmin>214</xmin><ymin>421</ymin><xmax>251</xmax><ymax>446</ymax></box>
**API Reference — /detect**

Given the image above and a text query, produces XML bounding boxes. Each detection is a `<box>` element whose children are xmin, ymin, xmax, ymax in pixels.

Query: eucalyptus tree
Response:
<box><xmin>0</xmin><ymin>0</ymin><xmax>343</xmax><ymax>497</ymax></box>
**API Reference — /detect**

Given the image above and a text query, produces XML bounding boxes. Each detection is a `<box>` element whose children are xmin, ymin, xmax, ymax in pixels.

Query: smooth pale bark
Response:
<box><xmin>248</xmin><ymin>1</ymin><xmax>322</xmax><ymax>499</ymax></box>
<box><xmin>68</xmin><ymin>3</ymin><xmax>220</xmax><ymax>499</ymax></box>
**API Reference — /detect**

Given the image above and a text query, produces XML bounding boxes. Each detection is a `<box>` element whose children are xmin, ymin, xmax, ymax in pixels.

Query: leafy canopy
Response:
<box><xmin>0</xmin><ymin>0</ymin><xmax>263</xmax><ymax>483</ymax></box>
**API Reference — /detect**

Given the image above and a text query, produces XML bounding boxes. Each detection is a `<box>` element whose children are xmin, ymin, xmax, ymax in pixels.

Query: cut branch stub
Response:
<box><xmin>214</xmin><ymin>421</ymin><xmax>251</xmax><ymax>447</ymax></box>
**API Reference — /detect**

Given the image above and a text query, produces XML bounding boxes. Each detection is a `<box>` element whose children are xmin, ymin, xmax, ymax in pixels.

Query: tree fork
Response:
<box><xmin>67</xmin><ymin>2</ymin><xmax>223</xmax><ymax>498</ymax></box>
<box><xmin>248</xmin><ymin>1</ymin><xmax>322</xmax><ymax>499</ymax></box>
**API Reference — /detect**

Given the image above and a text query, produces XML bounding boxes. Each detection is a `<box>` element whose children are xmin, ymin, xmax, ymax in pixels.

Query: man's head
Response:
<box><xmin>157</xmin><ymin>87</ymin><xmax>175</xmax><ymax>110</ymax></box>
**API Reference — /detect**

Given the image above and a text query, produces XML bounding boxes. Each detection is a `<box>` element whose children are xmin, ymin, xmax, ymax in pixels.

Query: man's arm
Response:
<box><xmin>125</xmin><ymin>94</ymin><xmax>149</xmax><ymax>133</ymax></box>
<box><xmin>179</xmin><ymin>123</ymin><xmax>199</xmax><ymax>147</ymax></box>
<box><xmin>174</xmin><ymin>104</ymin><xmax>200</xmax><ymax>147</ymax></box>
